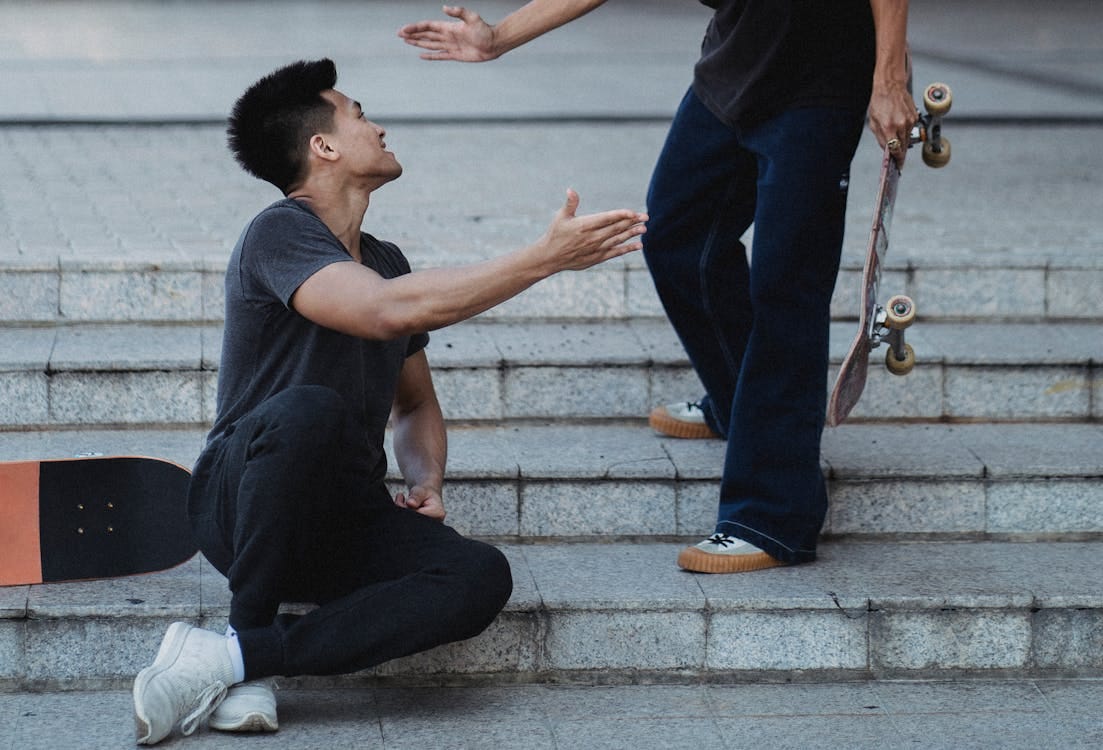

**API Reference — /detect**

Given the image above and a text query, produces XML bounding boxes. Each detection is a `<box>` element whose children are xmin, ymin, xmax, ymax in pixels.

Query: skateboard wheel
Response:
<box><xmin>923</xmin><ymin>83</ymin><xmax>952</xmax><ymax>116</ymax></box>
<box><xmin>885</xmin><ymin>343</ymin><xmax>916</xmax><ymax>376</ymax></box>
<box><xmin>885</xmin><ymin>295</ymin><xmax>916</xmax><ymax>328</ymax></box>
<box><xmin>922</xmin><ymin>136</ymin><xmax>951</xmax><ymax>168</ymax></box>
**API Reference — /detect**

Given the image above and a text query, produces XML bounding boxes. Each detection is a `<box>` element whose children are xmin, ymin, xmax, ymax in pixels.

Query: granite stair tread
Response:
<box><xmin>3</xmin><ymin>539</ymin><xmax>1101</xmax><ymax>687</ymax></box>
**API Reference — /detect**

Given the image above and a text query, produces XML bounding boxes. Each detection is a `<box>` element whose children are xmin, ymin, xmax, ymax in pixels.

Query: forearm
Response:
<box><xmin>869</xmin><ymin>0</ymin><xmax>909</xmax><ymax>88</ymax></box>
<box><xmin>866</xmin><ymin>0</ymin><xmax>915</xmax><ymax>152</ymax></box>
<box><xmin>490</xmin><ymin>0</ymin><xmax>608</xmax><ymax>56</ymax></box>
<box><xmin>293</xmin><ymin>238</ymin><xmax>553</xmax><ymax>340</ymax></box>
<box><xmin>394</xmin><ymin>243</ymin><xmax>552</xmax><ymax>332</ymax></box>
<box><xmin>392</xmin><ymin>396</ymin><xmax>447</xmax><ymax>493</ymax></box>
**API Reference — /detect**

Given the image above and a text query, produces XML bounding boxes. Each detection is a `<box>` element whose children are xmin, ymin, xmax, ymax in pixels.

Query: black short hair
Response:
<box><xmin>227</xmin><ymin>59</ymin><xmax>339</xmax><ymax>193</ymax></box>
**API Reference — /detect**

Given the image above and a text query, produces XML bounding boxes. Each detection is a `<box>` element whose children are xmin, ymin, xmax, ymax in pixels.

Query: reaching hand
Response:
<box><xmin>394</xmin><ymin>484</ymin><xmax>446</xmax><ymax>522</ymax></box>
<box><xmin>537</xmin><ymin>189</ymin><xmax>647</xmax><ymax>272</ymax></box>
<box><xmin>398</xmin><ymin>5</ymin><xmax>500</xmax><ymax>62</ymax></box>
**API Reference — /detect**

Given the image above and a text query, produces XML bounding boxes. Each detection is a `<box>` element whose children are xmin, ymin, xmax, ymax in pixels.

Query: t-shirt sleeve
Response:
<box><xmin>239</xmin><ymin>204</ymin><xmax>354</xmax><ymax>309</ymax></box>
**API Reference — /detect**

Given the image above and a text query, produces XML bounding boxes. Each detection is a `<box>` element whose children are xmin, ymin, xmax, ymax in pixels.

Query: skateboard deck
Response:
<box><xmin>0</xmin><ymin>456</ymin><xmax>195</xmax><ymax>586</ymax></box>
<box><xmin>827</xmin><ymin>82</ymin><xmax>952</xmax><ymax>427</ymax></box>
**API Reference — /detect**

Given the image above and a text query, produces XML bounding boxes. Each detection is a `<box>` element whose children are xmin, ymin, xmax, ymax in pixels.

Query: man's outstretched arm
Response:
<box><xmin>292</xmin><ymin>189</ymin><xmax>645</xmax><ymax>341</ymax></box>
<box><xmin>398</xmin><ymin>1</ymin><xmax>607</xmax><ymax>61</ymax></box>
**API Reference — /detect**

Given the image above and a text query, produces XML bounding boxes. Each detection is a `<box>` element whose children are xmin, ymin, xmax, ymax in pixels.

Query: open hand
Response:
<box><xmin>398</xmin><ymin>5</ymin><xmax>499</xmax><ymax>62</ymax></box>
<box><xmin>537</xmin><ymin>189</ymin><xmax>647</xmax><ymax>272</ymax></box>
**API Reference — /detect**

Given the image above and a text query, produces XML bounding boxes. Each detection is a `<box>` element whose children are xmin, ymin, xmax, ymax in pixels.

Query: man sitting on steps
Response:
<box><xmin>131</xmin><ymin>57</ymin><xmax>647</xmax><ymax>745</ymax></box>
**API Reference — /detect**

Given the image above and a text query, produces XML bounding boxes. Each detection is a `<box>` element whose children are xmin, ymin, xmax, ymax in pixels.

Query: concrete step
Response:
<box><xmin>0</xmin><ymin>423</ymin><xmax>1100</xmax><ymax>541</ymax></box>
<box><xmin>1</xmin><ymin>320</ymin><xmax>1099</xmax><ymax>429</ymax></box>
<box><xmin>2</xmin><ymin>540</ymin><xmax>1101</xmax><ymax>689</ymax></box>
<box><xmin>3</xmin><ymin>252</ymin><xmax>1101</xmax><ymax>326</ymax></box>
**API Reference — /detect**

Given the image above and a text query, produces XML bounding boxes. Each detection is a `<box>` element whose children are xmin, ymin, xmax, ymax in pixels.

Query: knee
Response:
<box><xmin>452</xmin><ymin>542</ymin><xmax>513</xmax><ymax>636</ymax></box>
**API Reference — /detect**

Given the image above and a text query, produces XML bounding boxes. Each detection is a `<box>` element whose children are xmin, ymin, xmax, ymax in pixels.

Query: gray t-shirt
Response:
<box><xmin>209</xmin><ymin>198</ymin><xmax>428</xmax><ymax>481</ymax></box>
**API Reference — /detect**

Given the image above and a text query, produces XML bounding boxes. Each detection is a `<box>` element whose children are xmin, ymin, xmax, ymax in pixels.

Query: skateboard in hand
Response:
<box><xmin>0</xmin><ymin>455</ymin><xmax>195</xmax><ymax>586</ymax></box>
<box><xmin>827</xmin><ymin>82</ymin><xmax>952</xmax><ymax>427</ymax></box>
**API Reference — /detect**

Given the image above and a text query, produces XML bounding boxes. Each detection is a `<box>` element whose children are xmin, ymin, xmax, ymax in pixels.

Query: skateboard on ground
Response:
<box><xmin>0</xmin><ymin>455</ymin><xmax>195</xmax><ymax>586</ymax></box>
<box><xmin>827</xmin><ymin>81</ymin><xmax>952</xmax><ymax>427</ymax></box>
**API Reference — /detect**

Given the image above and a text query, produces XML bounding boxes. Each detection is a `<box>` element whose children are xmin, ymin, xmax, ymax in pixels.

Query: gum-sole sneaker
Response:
<box><xmin>677</xmin><ymin>534</ymin><xmax>785</xmax><ymax>573</ymax></box>
<box><xmin>648</xmin><ymin>402</ymin><xmax>721</xmax><ymax>440</ymax></box>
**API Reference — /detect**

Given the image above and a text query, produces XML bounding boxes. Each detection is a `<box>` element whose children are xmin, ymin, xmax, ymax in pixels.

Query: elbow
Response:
<box><xmin>359</xmin><ymin>307</ymin><xmax>433</xmax><ymax>341</ymax></box>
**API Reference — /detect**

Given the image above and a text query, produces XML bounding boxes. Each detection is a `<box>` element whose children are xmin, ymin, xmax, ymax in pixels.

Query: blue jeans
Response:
<box><xmin>643</xmin><ymin>89</ymin><xmax>865</xmax><ymax>563</ymax></box>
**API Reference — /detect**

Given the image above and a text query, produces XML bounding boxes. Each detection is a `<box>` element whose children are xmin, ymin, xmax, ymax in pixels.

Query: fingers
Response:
<box><xmin>598</xmin><ymin>217</ymin><xmax>647</xmax><ymax>256</ymax></box>
<box><xmin>604</xmin><ymin>219</ymin><xmax>648</xmax><ymax>250</ymax></box>
<box><xmin>444</xmin><ymin>5</ymin><xmax>478</xmax><ymax>23</ymax></box>
<box><xmin>397</xmin><ymin>4</ymin><xmax>472</xmax><ymax>42</ymax></box>
<box><xmin>561</xmin><ymin>188</ymin><xmax>581</xmax><ymax>219</ymax></box>
<box><xmin>543</xmin><ymin>190</ymin><xmax>647</xmax><ymax>268</ymax></box>
<box><xmin>577</xmin><ymin>210</ymin><xmax>648</xmax><ymax>256</ymax></box>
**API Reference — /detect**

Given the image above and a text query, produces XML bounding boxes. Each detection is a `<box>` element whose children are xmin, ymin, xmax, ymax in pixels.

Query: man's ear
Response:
<box><xmin>308</xmin><ymin>134</ymin><xmax>339</xmax><ymax>162</ymax></box>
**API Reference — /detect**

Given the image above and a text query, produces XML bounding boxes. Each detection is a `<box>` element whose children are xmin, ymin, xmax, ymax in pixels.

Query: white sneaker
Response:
<box><xmin>133</xmin><ymin>622</ymin><xmax>236</xmax><ymax>745</ymax></box>
<box><xmin>210</xmin><ymin>679</ymin><xmax>279</xmax><ymax>732</ymax></box>
<box><xmin>677</xmin><ymin>533</ymin><xmax>784</xmax><ymax>573</ymax></box>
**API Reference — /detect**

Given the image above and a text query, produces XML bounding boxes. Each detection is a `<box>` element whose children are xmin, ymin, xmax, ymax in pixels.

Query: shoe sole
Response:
<box><xmin>210</xmin><ymin>712</ymin><xmax>278</xmax><ymax>733</ymax></box>
<box><xmin>134</xmin><ymin>621</ymin><xmax>192</xmax><ymax>745</ymax></box>
<box><xmin>648</xmin><ymin>407</ymin><xmax>719</xmax><ymax>440</ymax></box>
<box><xmin>677</xmin><ymin>546</ymin><xmax>785</xmax><ymax>573</ymax></box>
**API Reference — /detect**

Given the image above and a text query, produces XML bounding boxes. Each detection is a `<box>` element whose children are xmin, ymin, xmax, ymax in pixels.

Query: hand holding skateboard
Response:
<box><xmin>826</xmin><ymin>82</ymin><xmax>952</xmax><ymax>427</ymax></box>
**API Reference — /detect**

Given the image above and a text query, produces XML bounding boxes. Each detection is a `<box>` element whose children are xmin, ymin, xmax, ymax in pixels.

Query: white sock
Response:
<box><xmin>224</xmin><ymin>628</ymin><xmax>246</xmax><ymax>684</ymax></box>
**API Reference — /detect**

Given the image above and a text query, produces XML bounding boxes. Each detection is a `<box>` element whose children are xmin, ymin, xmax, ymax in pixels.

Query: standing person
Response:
<box><xmin>131</xmin><ymin>58</ymin><xmax>646</xmax><ymax>745</ymax></box>
<box><xmin>399</xmin><ymin>1</ymin><xmax>917</xmax><ymax>573</ymax></box>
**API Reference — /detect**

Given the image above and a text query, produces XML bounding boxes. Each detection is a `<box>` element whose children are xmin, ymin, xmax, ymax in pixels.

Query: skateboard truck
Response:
<box><xmin>914</xmin><ymin>82</ymin><xmax>952</xmax><ymax>168</ymax></box>
<box><xmin>871</xmin><ymin>293</ymin><xmax>917</xmax><ymax>376</ymax></box>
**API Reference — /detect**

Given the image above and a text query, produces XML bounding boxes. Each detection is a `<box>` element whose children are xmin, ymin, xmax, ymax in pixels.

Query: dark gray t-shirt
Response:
<box><xmin>209</xmin><ymin>198</ymin><xmax>428</xmax><ymax>481</ymax></box>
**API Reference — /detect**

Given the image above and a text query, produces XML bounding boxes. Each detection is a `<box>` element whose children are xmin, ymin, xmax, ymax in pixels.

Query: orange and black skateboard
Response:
<box><xmin>0</xmin><ymin>456</ymin><xmax>195</xmax><ymax>586</ymax></box>
<box><xmin>827</xmin><ymin>82</ymin><xmax>953</xmax><ymax>427</ymax></box>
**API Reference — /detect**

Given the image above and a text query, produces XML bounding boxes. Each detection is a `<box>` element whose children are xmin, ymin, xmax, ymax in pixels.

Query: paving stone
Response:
<box><xmin>59</xmin><ymin>264</ymin><xmax>205</xmax><ymax>322</ymax></box>
<box><xmin>0</xmin><ymin>620</ymin><xmax>24</xmax><ymax>684</ymax></box>
<box><xmin>50</xmin><ymin>324</ymin><xmax>202</xmax><ymax>370</ymax></box>
<box><xmin>0</xmin><ymin>269</ymin><xmax>58</xmax><ymax>322</ymax></box>
<box><xmin>544</xmin><ymin>610</ymin><xmax>706</xmax><ymax>672</ymax></box>
<box><xmin>0</xmin><ymin>328</ymin><xmax>54</xmax><ymax>369</ymax></box>
<box><xmin>1048</xmin><ymin>268</ymin><xmax>1103</xmax><ymax>318</ymax></box>
<box><xmin>1032</xmin><ymin>609</ymin><xmax>1103</xmax><ymax>671</ymax></box>
<box><xmin>49</xmin><ymin>370</ymin><xmax>204</xmax><ymax>425</ymax></box>
<box><xmin>871</xmin><ymin>609</ymin><xmax>1034</xmax><ymax>673</ymax></box>
<box><xmin>958</xmin><ymin>423</ymin><xmax>1103</xmax><ymax>477</ymax></box>
<box><xmin>988</xmin><ymin>480</ymin><xmax>1103</xmax><ymax>535</ymax></box>
<box><xmin>708</xmin><ymin>610</ymin><xmax>869</xmax><ymax>671</ymax></box>
<box><xmin>520</xmin><ymin>480</ymin><xmax>676</xmax><ymax>537</ymax></box>
<box><xmin>0</xmin><ymin>371</ymin><xmax>49</xmax><ymax>426</ymax></box>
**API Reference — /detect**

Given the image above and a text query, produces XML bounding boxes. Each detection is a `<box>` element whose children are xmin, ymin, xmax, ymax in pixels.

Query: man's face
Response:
<box><xmin>320</xmin><ymin>89</ymin><xmax>402</xmax><ymax>183</ymax></box>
